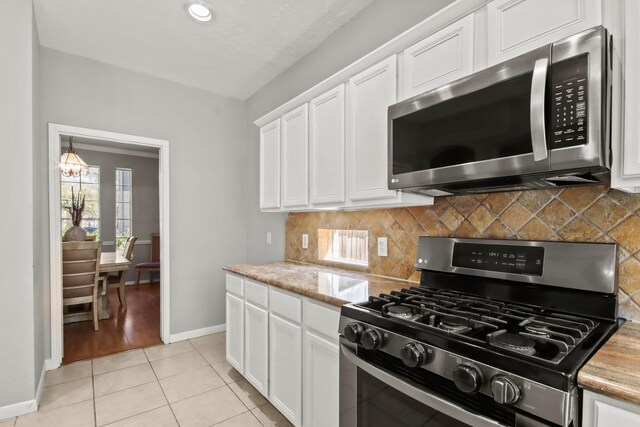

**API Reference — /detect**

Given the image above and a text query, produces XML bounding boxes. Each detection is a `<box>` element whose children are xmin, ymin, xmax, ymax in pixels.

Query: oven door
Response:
<box><xmin>339</xmin><ymin>341</ymin><xmax>554</xmax><ymax>427</ymax></box>
<box><xmin>388</xmin><ymin>44</ymin><xmax>552</xmax><ymax>191</ymax></box>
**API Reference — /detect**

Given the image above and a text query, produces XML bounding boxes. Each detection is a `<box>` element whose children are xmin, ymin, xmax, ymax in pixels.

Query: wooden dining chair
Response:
<box><xmin>100</xmin><ymin>236</ymin><xmax>137</xmax><ymax>310</ymax></box>
<box><xmin>62</xmin><ymin>241</ymin><xmax>102</xmax><ymax>331</ymax></box>
<box><xmin>135</xmin><ymin>233</ymin><xmax>160</xmax><ymax>286</ymax></box>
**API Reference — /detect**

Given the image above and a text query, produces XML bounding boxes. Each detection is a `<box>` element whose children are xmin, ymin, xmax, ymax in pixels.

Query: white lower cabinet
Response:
<box><xmin>225</xmin><ymin>292</ymin><xmax>244</xmax><ymax>372</ymax></box>
<box><xmin>303</xmin><ymin>330</ymin><xmax>339</xmax><ymax>427</ymax></box>
<box><xmin>244</xmin><ymin>301</ymin><xmax>269</xmax><ymax>396</ymax></box>
<box><xmin>582</xmin><ymin>390</ymin><xmax>640</xmax><ymax>427</ymax></box>
<box><xmin>226</xmin><ymin>274</ymin><xmax>341</xmax><ymax>427</ymax></box>
<box><xmin>269</xmin><ymin>313</ymin><xmax>302</xmax><ymax>426</ymax></box>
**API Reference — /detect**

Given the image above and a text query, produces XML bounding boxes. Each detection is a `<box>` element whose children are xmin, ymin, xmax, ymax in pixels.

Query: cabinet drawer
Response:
<box><xmin>245</xmin><ymin>279</ymin><xmax>269</xmax><ymax>307</ymax></box>
<box><xmin>304</xmin><ymin>300</ymin><xmax>340</xmax><ymax>341</ymax></box>
<box><xmin>270</xmin><ymin>288</ymin><xmax>302</xmax><ymax>323</ymax></box>
<box><xmin>226</xmin><ymin>273</ymin><xmax>244</xmax><ymax>297</ymax></box>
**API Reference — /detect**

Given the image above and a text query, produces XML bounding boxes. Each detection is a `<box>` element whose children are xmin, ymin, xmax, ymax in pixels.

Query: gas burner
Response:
<box><xmin>386</xmin><ymin>305</ymin><xmax>415</xmax><ymax>319</ymax></box>
<box><xmin>438</xmin><ymin>318</ymin><xmax>471</xmax><ymax>334</ymax></box>
<box><xmin>524</xmin><ymin>325</ymin><xmax>551</xmax><ymax>337</ymax></box>
<box><xmin>492</xmin><ymin>333</ymin><xmax>537</xmax><ymax>356</ymax></box>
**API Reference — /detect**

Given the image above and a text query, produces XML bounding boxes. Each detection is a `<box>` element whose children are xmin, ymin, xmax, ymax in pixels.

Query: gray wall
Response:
<box><xmin>32</xmin><ymin>6</ymin><xmax>47</xmax><ymax>395</ymax></box>
<box><xmin>244</xmin><ymin>0</ymin><xmax>455</xmax><ymax>263</ymax></box>
<box><xmin>70</xmin><ymin>149</ymin><xmax>160</xmax><ymax>283</ymax></box>
<box><xmin>39</xmin><ymin>47</ymin><xmax>248</xmax><ymax>337</ymax></box>
<box><xmin>0</xmin><ymin>0</ymin><xmax>37</xmax><ymax>408</ymax></box>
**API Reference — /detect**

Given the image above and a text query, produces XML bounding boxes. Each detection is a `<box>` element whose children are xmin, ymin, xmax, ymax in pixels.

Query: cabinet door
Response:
<box><xmin>487</xmin><ymin>0</ymin><xmax>602</xmax><ymax>65</ymax></box>
<box><xmin>347</xmin><ymin>56</ymin><xmax>397</xmax><ymax>202</ymax></box>
<box><xmin>303</xmin><ymin>330</ymin><xmax>339</xmax><ymax>427</ymax></box>
<box><xmin>225</xmin><ymin>293</ymin><xmax>244</xmax><ymax>372</ymax></box>
<box><xmin>269</xmin><ymin>313</ymin><xmax>302</xmax><ymax>426</ymax></box>
<box><xmin>260</xmin><ymin>118</ymin><xmax>281</xmax><ymax>209</ymax></box>
<box><xmin>281</xmin><ymin>105</ymin><xmax>309</xmax><ymax>208</ymax></box>
<box><xmin>244</xmin><ymin>302</ymin><xmax>268</xmax><ymax>397</ymax></box>
<box><xmin>309</xmin><ymin>85</ymin><xmax>346</xmax><ymax>205</ymax></box>
<box><xmin>402</xmin><ymin>14</ymin><xmax>475</xmax><ymax>99</ymax></box>
<box><xmin>583</xmin><ymin>390</ymin><xmax>640</xmax><ymax>427</ymax></box>
<box><xmin>615</xmin><ymin>0</ymin><xmax>640</xmax><ymax>189</ymax></box>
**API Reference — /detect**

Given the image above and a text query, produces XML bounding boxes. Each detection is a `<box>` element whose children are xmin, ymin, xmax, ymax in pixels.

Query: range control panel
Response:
<box><xmin>452</xmin><ymin>243</ymin><xmax>544</xmax><ymax>276</ymax></box>
<box><xmin>549</xmin><ymin>54</ymin><xmax>589</xmax><ymax>149</ymax></box>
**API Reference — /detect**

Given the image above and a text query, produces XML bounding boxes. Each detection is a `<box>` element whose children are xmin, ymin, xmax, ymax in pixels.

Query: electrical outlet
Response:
<box><xmin>302</xmin><ymin>234</ymin><xmax>309</xmax><ymax>249</ymax></box>
<box><xmin>266</xmin><ymin>231</ymin><xmax>272</xmax><ymax>245</ymax></box>
<box><xmin>377</xmin><ymin>237</ymin><xmax>388</xmax><ymax>257</ymax></box>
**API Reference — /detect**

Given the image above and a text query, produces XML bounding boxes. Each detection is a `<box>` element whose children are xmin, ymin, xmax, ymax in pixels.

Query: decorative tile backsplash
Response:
<box><xmin>285</xmin><ymin>186</ymin><xmax>640</xmax><ymax>320</ymax></box>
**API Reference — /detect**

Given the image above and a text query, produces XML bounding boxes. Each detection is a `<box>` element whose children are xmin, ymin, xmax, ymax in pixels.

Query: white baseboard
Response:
<box><xmin>0</xmin><ymin>399</ymin><xmax>37</xmax><ymax>421</ymax></box>
<box><xmin>169</xmin><ymin>323</ymin><xmax>226</xmax><ymax>343</ymax></box>
<box><xmin>45</xmin><ymin>358</ymin><xmax>59</xmax><ymax>371</ymax></box>
<box><xmin>35</xmin><ymin>362</ymin><xmax>46</xmax><ymax>407</ymax></box>
<box><xmin>0</xmin><ymin>362</ymin><xmax>46</xmax><ymax>420</ymax></box>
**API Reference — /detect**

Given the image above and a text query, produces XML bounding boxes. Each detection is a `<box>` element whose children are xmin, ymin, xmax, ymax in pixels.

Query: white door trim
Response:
<box><xmin>48</xmin><ymin>123</ymin><xmax>171</xmax><ymax>369</ymax></box>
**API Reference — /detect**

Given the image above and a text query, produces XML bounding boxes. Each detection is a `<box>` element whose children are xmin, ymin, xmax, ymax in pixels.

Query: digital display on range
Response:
<box><xmin>452</xmin><ymin>243</ymin><xmax>544</xmax><ymax>276</ymax></box>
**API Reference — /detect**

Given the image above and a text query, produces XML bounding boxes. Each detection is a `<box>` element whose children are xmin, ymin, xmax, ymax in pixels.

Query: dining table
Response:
<box><xmin>97</xmin><ymin>251</ymin><xmax>131</xmax><ymax>319</ymax></box>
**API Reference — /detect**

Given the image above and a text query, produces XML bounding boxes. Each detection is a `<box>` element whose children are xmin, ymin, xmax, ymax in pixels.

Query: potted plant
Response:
<box><xmin>63</xmin><ymin>188</ymin><xmax>88</xmax><ymax>241</ymax></box>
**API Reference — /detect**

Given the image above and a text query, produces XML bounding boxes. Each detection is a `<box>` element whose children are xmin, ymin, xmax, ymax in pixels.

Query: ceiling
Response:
<box><xmin>33</xmin><ymin>0</ymin><xmax>374</xmax><ymax>100</ymax></box>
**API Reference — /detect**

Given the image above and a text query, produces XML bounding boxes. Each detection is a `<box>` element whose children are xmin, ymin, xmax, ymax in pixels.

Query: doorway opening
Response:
<box><xmin>48</xmin><ymin>124</ymin><xmax>171</xmax><ymax>368</ymax></box>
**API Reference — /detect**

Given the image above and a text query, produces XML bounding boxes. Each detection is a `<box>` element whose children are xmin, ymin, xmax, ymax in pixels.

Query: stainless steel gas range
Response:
<box><xmin>339</xmin><ymin>237</ymin><xmax>621</xmax><ymax>427</ymax></box>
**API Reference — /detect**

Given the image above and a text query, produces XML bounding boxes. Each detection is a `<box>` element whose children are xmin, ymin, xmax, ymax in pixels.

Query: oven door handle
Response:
<box><xmin>340</xmin><ymin>345</ymin><xmax>508</xmax><ymax>427</ymax></box>
<box><xmin>530</xmin><ymin>57</ymin><xmax>549</xmax><ymax>161</ymax></box>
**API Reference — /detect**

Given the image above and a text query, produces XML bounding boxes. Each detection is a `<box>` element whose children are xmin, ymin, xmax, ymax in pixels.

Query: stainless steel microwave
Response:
<box><xmin>388</xmin><ymin>26</ymin><xmax>611</xmax><ymax>196</ymax></box>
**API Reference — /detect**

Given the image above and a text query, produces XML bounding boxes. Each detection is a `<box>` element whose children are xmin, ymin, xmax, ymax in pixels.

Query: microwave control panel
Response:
<box><xmin>549</xmin><ymin>54</ymin><xmax>589</xmax><ymax>149</ymax></box>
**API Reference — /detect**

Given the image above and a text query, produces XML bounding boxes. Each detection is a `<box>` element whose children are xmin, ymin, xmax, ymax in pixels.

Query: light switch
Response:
<box><xmin>302</xmin><ymin>234</ymin><xmax>309</xmax><ymax>249</ymax></box>
<box><xmin>267</xmin><ymin>231</ymin><xmax>272</xmax><ymax>245</ymax></box>
<box><xmin>377</xmin><ymin>237</ymin><xmax>388</xmax><ymax>257</ymax></box>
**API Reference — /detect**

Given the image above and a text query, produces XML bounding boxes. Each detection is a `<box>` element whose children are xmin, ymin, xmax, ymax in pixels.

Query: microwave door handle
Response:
<box><xmin>530</xmin><ymin>58</ymin><xmax>549</xmax><ymax>161</ymax></box>
<box><xmin>340</xmin><ymin>345</ymin><xmax>508</xmax><ymax>427</ymax></box>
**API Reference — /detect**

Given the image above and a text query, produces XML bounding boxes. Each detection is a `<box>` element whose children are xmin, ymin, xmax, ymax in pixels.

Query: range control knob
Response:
<box><xmin>490</xmin><ymin>376</ymin><xmax>521</xmax><ymax>405</ymax></box>
<box><xmin>452</xmin><ymin>365</ymin><xmax>482</xmax><ymax>394</ymax></box>
<box><xmin>400</xmin><ymin>343</ymin><xmax>429</xmax><ymax>368</ymax></box>
<box><xmin>361</xmin><ymin>328</ymin><xmax>384</xmax><ymax>350</ymax></box>
<box><xmin>343</xmin><ymin>323</ymin><xmax>364</xmax><ymax>343</ymax></box>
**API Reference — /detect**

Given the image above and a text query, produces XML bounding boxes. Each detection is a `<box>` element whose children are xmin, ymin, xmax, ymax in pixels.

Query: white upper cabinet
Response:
<box><xmin>401</xmin><ymin>14</ymin><xmax>475</xmax><ymax>99</ymax></box>
<box><xmin>281</xmin><ymin>105</ymin><xmax>309</xmax><ymax>208</ymax></box>
<box><xmin>347</xmin><ymin>56</ymin><xmax>398</xmax><ymax>202</ymax></box>
<box><xmin>309</xmin><ymin>85</ymin><xmax>346</xmax><ymax>205</ymax></box>
<box><xmin>259</xmin><ymin>119</ymin><xmax>281</xmax><ymax>209</ymax></box>
<box><xmin>612</xmin><ymin>0</ymin><xmax>640</xmax><ymax>191</ymax></box>
<box><xmin>487</xmin><ymin>0</ymin><xmax>602</xmax><ymax>65</ymax></box>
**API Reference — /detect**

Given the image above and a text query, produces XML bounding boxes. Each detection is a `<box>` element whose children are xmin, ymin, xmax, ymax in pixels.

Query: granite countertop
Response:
<box><xmin>578</xmin><ymin>322</ymin><xmax>640</xmax><ymax>405</ymax></box>
<box><xmin>223</xmin><ymin>261</ymin><xmax>416</xmax><ymax>307</ymax></box>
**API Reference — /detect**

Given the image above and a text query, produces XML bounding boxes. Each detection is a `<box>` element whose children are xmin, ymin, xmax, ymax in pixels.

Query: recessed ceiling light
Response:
<box><xmin>185</xmin><ymin>2</ymin><xmax>214</xmax><ymax>23</ymax></box>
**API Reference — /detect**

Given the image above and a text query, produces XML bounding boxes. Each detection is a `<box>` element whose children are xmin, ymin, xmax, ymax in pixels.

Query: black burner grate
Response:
<box><xmin>355</xmin><ymin>286</ymin><xmax>599</xmax><ymax>364</ymax></box>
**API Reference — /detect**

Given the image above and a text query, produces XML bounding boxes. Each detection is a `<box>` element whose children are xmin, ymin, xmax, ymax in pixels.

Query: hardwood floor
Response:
<box><xmin>63</xmin><ymin>283</ymin><xmax>162</xmax><ymax>364</ymax></box>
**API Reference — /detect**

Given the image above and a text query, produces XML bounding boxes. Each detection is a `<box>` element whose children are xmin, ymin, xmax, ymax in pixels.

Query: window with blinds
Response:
<box><xmin>318</xmin><ymin>229</ymin><xmax>368</xmax><ymax>266</ymax></box>
<box><xmin>115</xmin><ymin>168</ymin><xmax>132</xmax><ymax>248</ymax></box>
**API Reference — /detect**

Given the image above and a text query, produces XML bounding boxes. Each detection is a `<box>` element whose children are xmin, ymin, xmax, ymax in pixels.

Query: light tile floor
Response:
<box><xmin>0</xmin><ymin>332</ymin><xmax>293</xmax><ymax>427</ymax></box>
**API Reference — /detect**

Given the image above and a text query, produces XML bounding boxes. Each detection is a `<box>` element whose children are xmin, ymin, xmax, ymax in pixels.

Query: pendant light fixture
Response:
<box><xmin>60</xmin><ymin>137</ymin><xmax>89</xmax><ymax>177</ymax></box>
